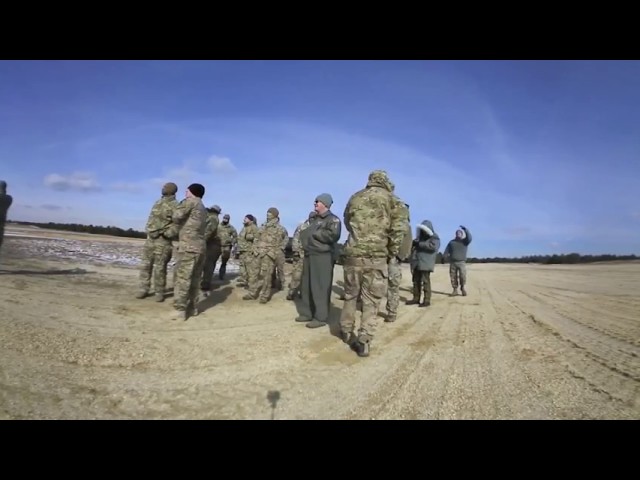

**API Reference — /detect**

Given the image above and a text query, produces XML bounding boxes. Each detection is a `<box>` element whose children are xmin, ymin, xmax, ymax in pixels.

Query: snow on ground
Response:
<box><xmin>3</xmin><ymin>235</ymin><xmax>240</xmax><ymax>271</ymax></box>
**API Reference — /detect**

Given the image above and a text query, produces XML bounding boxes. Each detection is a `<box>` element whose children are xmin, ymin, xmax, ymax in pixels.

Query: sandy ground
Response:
<box><xmin>1</xmin><ymin>225</ymin><xmax>639</xmax><ymax>419</ymax></box>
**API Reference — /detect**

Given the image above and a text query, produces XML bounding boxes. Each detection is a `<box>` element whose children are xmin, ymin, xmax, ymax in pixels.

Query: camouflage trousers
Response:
<box><xmin>288</xmin><ymin>254</ymin><xmax>303</xmax><ymax>292</ymax></box>
<box><xmin>386</xmin><ymin>258</ymin><xmax>402</xmax><ymax>316</ymax></box>
<box><xmin>272</xmin><ymin>250</ymin><xmax>286</xmax><ymax>289</ymax></box>
<box><xmin>449</xmin><ymin>261</ymin><xmax>467</xmax><ymax>288</ymax></box>
<box><xmin>138</xmin><ymin>238</ymin><xmax>173</xmax><ymax>294</ymax></box>
<box><xmin>237</xmin><ymin>251</ymin><xmax>251</xmax><ymax>285</ymax></box>
<box><xmin>174</xmin><ymin>251</ymin><xmax>205</xmax><ymax>311</ymax></box>
<box><xmin>200</xmin><ymin>241</ymin><xmax>222</xmax><ymax>291</ymax></box>
<box><xmin>412</xmin><ymin>268</ymin><xmax>432</xmax><ymax>302</ymax></box>
<box><xmin>248</xmin><ymin>254</ymin><xmax>276</xmax><ymax>301</ymax></box>
<box><xmin>217</xmin><ymin>245</ymin><xmax>233</xmax><ymax>279</ymax></box>
<box><xmin>339</xmin><ymin>257</ymin><xmax>388</xmax><ymax>343</ymax></box>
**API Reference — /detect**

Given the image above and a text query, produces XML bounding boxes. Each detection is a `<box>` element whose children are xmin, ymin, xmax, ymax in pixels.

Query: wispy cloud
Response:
<box><xmin>111</xmin><ymin>181</ymin><xmax>146</xmax><ymax>193</ymax></box>
<box><xmin>43</xmin><ymin>172</ymin><xmax>101</xmax><ymax>192</ymax></box>
<box><xmin>41</xmin><ymin>204</ymin><xmax>63</xmax><ymax>211</ymax></box>
<box><xmin>208</xmin><ymin>155</ymin><xmax>237</xmax><ymax>173</ymax></box>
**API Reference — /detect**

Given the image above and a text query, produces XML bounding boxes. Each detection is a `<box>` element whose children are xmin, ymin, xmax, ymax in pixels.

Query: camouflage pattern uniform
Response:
<box><xmin>236</xmin><ymin>216</ymin><xmax>258</xmax><ymax>287</ymax></box>
<box><xmin>385</xmin><ymin>199</ymin><xmax>412</xmax><ymax>321</ymax></box>
<box><xmin>287</xmin><ymin>211</ymin><xmax>317</xmax><ymax>300</ymax></box>
<box><xmin>0</xmin><ymin>180</ymin><xmax>13</xmax><ymax>255</ymax></box>
<box><xmin>217</xmin><ymin>215</ymin><xmax>238</xmax><ymax>280</ymax></box>
<box><xmin>272</xmin><ymin>226</ymin><xmax>289</xmax><ymax>290</ymax></box>
<box><xmin>340</xmin><ymin>170</ymin><xmax>405</xmax><ymax>357</ymax></box>
<box><xmin>243</xmin><ymin>208</ymin><xmax>287</xmax><ymax>304</ymax></box>
<box><xmin>136</xmin><ymin>183</ymin><xmax>179</xmax><ymax>301</ymax></box>
<box><xmin>172</xmin><ymin>194</ymin><xmax>207</xmax><ymax>319</ymax></box>
<box><xmin>200</xmin><ymin>205</ymin><xmax>221</xmax><ymax>292</ymax></box>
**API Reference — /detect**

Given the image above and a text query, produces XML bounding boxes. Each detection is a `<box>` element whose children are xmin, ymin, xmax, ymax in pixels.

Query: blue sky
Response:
<box><xmin>1</xmin><ymin>60</ymin><xmax>638</xmax><ymax>257</ymax></box>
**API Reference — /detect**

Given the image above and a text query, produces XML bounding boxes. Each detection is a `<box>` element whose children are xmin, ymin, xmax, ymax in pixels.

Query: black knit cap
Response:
<box><xmin>188</xmin><ymin>183</ymin><xmax>205</xmax><ymax>198</ymax></box>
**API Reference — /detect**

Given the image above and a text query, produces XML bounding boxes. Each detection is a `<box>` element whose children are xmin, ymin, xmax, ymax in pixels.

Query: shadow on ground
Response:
<box><xmin>0</xmin><ymin>267</ymin><xmax>94</xmax><ymax>276</ymax></box>
<box><xmin>196</xmin><ymin>286</ymin><xmax>234</xmax><ymax>313</ymax></box>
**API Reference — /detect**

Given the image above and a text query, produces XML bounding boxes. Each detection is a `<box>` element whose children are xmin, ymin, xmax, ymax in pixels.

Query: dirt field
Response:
<box><xmin>1</xmin><ymin>225</ymin><xmax>638</xmax><ymax>419</ymax></box>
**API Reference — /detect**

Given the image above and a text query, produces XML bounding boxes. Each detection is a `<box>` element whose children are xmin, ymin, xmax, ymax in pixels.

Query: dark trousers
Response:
<box><xmin>299</xmin><ymin>253</ymin><xmax>334</xmax><ymax>323</ymax></box>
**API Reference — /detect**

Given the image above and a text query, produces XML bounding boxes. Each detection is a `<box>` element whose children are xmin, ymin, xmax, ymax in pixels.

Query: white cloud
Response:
<box><xmin>549</xmin><ymin>242</ymin><xmax>560</xmax><ymax>248</ymax></box>
<box><xmin>208</xmin><ymin>155</ymin><xmax>237</xmax><ymax>173</ymax></box>
<box><xmin>43</xmin><ymin>172</ymin><xmax>101</xmax><ymax>192</ymax></box>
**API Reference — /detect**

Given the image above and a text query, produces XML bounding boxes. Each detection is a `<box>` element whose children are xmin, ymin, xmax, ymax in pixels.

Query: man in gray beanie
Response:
<box><xmin>296</xmin><ymin>193</ymin><xmax>342</xmax><ymax>329</ymax></box>
<box><xmin>0</xmin><ymin>180</ymin><xmax>13</xmax><ymax>256</ymax></box>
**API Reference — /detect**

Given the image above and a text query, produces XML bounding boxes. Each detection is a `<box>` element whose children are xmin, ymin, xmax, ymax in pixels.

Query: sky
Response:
<box><xmin>1</xmin><ymin>60</ymin><xmax>638</xmax><ymax>258</ymax></box>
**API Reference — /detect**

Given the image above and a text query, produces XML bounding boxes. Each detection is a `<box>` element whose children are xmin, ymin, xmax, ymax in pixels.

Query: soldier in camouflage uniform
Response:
<box><xmin>385</xmin><ymin>197</ymin><xmax>413</xmax><ymax>322</ymax></box>
<box><xmin>217</xmin><ymin>213</ymin><xmax>238</xmax><ymax>280</ymax></box>
<box><xmin>0</xmin><ymin>180</ymin><xmax>13</xmax><ymax>256</ymax></box>
<box><xmin>296</xmin><ymin>193</ymin><xmax>342</xmax><ymax>329</ymax></box>
<box><xmin>271</xmin><ymin>225</ymin><xmax>289</xmax><ymax>291</ymax></box>
<box><xmin>135</xmin><ymin>182</ymin><xmax>179</xmax><ymax>301</ymax></box>
<box><xmin>339</xmin><ymin>170</ymin><xmax>405</xmax><ymax>357</ymax></box>
<box><xmin>243</xmin><ymin>207</ymin><xmax>288</xmax><ymax>304</ymax></box>
<box><xmin>236</xmin><ymin>214</ymin><xmax>258</xmax><ymax>287</ymax></box>
<box><xmin>286</xmin><ymin>211</ymin><xmax>317</xmax><ymax>300</ymax></box>
<box><xmin>171</xmin><ymin>183</ymin><xmax>207</xmax><ymax>321</ymax></box>
<box><xmin>200</xmin><ymin>204</ymin><xmax>222</xmax><ymax>295</ymax></box>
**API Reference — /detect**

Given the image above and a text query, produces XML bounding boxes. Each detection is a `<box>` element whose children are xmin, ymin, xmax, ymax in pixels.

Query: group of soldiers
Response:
<box><xmin>135</xmin><ymin>171</ymin><xmax>472</xmax><ymax>357</ymax></box>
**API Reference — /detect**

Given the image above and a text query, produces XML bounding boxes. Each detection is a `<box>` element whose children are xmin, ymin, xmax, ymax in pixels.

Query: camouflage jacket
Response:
<box><xmin>218</xmin><ymin>223</ymin><xmax>238</xmax><ymax>247</ymax></box>
<box><xmin>145</xmin><ymin>195</ymin><xmax>179</xmax><ymax>241</ymax></box>
<box><xmin>204</xmin><ymin>212</ymin><xmax>221</xmax><ymax>245</ymax></box>
<box><xmin>343</xmin><ymin>171</ymin><xmax>405</xmax><ymax>259</ymax></box>
<box><xmin>391</xmin><ymin>197</ymin><xmax>412</xmax><ymax>261</ymax></box>
<box><xmin>172</xmin><ymin>197</ymin><xmax>207</xmax><ymax>254</ymax></box>
<box><xmin>237</xmin><ymin>223</ymin><xmax>258</xmax><ymax>253</ymax></box>
<box><xmin>291</xmin><ymin>218</ymin><xmax>314</xmax><ymax>254</ymax></box>
<box><xmin>252</xmin><ymin>218</ymin><xmax>288</xmax><ymax>259</ymax></box>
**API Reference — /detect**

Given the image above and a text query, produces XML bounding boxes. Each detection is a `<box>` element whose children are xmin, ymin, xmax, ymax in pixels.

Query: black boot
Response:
<box><xmin>405</xmin><ymin>284</ymin><xmax>421</xmax><ymax>305</ymax></box>
<box><xmin>218</xmin><ymin>264</ymin><xmax>226</xmax><ymax>280</ymax></box>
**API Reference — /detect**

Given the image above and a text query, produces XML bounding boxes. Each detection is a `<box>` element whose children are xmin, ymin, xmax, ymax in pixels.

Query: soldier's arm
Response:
<box><xmin>245</xmin><ymin>225</ymin><xmax>257</xmax><ymax>242</ymax></box>
<box><xmin>461</xmin><ymin>226</ymin><xmax>472</xmax><ymax>245</ymax></box>
<box><xmin>172</xmin><ymin>199</ymin><xmax>191</xmax><ymax>224</ymax></box>
<box><xmin>443</xmin><ymin>241</ymin><xmax>451</xmax><ymax>260</ymax></box>
<box><xmin>205</xmin><ymin>217</ymin><xmax>219</xmax><ymax>241</ymax></box>
<box><xmin>291</xmin><ymin>225</ymin><xmax>302</xmax><ymax>253</ymax></box>
<box><xmin>312</xmin><ymin>216</ymin><xmax>341</xmax><ymax>244</ymax></box>
<box><xmin>280</xmin><ymin>228</ymin><xmax>289</xmax><ymax>250</ymax></box>
<box><xmin>387</xmin><ymin>200</ymin><xmax>406</xmax><ymax>257</ymax></box>
<box><xmin>419</xmin><ymin>237</ymin><xmax>440</xmax><ymax>253</ymax></box>
<box><xmin>343</xmin><ymin>200</ymin><xmax>353</xmax><ymax>232</ymax></box>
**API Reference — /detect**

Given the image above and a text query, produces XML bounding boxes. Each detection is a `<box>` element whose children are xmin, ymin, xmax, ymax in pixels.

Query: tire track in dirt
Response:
<box><xmin>524</xmin><ymin>287</ymin><xmax>640</xmax><ymax>341</ymax></box>
<box><xmin>511</xmin><ymin>289</ymin><xmax>640</xmax><ymax>382</ymax></box>
<box><xmin>492</xmin><ymin>286</ymin><xmax>639</xmax><ymax>412</ymax></box>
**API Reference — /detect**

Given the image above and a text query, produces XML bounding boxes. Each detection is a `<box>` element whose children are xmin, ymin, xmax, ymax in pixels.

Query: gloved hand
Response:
<box><xmin>460</xmin><ymin>225</ymin><xmax>466</xmax><ymax>230</ymax></box>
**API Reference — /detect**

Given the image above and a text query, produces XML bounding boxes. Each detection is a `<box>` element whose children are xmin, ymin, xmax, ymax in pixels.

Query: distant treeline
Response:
<box><xmin>8</xmin><ymin>221</ymin><xmax>637</xmax><ymax>264</ymax></box>
<box><xmin>9</xmin><ymin>220</ymin><xmax>147</xmax><ymax>239</ymax></box>
<box><xmin>464</xmin><ymin>253</ymin><xmax>638</xmax><ymax>265</ymax></box>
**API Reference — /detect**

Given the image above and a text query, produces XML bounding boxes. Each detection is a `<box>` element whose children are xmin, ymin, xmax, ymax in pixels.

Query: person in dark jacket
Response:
<box><xmin>296</xmin><ymin>193</ymin><xmax>342</xmax><ymax>329</ymax></box>
<box><xmin>407</xmin><ymin>220</ymin><xmax>440</xmax><ymax>307</ymax></box>
<box><xmin>443</xmin><ymin>225</ymin><xmax>472</xmax><ymax>296</ymax></box>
